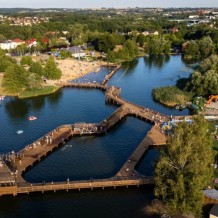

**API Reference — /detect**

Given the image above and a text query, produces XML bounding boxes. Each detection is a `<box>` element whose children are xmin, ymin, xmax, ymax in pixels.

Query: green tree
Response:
<box><xmin>106</xmin><ymin>50</ymin><xmax>116</xmax><ymax>63</ymax></box>
<box><xmin>155</xmin><ymin>116</ymin><xmax>215</xmax><ymax>217</ymax></box>
<box><xmin>29</xmin><ymin>61</ymin><xmax>44</xmax><ymax>76</ymax></box>
<box><xmin>3</xmin><ymin>64</ymin><xmax>27</xmax><ymax>94</ymax></box>
<box><xmin>44</xmin><ymin>56</ymin><xmax>62</xmax><ymax>80</ymax></box>
<box><xmin>187</xmin><ymin>55</ymin><xmax>218</xmax><ymax>96</ymax></box>
<box><xmin>199</xmin><ymin>36</ymin><xmax>215</xmax><ymax>59</ymax></box>
<box><xmin>0</xmin><ymin>54</ymin><xmax>17</xmax><ymax>72</ymax></box>
<box><xmin>183</xmin><ymin>40</ymin><xmax>200</xmax><ymax>60</ymax></box>
<box><xmin>136</xmin><ymin>34</ymin><xmax>146</xmax><ymax>47</ymax></box>
<box><xmin>123</xmin><ymin>40</ymin><xmax>139</xmax><ymax>59</ymax></box>
<box><xmin>27</xmin><ymin>73</ymin><xmax>42</xmax><ymax>89</ymax></box>
<box><xmin>145</xmin><ymin>36</ymin><xmax>171</xmax><ymax>55</ymax></box>
<box><xmin>20</xmin><ymin>56</ymin><xmax>33</xmax><ymax>66</ymax></box>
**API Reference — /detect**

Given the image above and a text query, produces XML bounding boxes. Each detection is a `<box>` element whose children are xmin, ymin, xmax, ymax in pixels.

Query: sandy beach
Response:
<box><xmin>56</xmin><ymin>59</ymin><xmax>107</xmax><ymax>83</ymax></box>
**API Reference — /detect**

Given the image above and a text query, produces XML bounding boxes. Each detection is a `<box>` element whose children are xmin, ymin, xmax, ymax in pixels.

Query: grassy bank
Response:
<box><xmin>19</xmin><ymin>86</ymin><xmax>60</xmax><ymax>99</ymax></box>
<box><xmin>152</xmin><ymin>86</ymin><xmax>192</xmax><ymax>107</ymax></box>
<box><xmin>0</xmin><ymin>74</ymin><xmax>5</xmax><ymax>96</ymax></box>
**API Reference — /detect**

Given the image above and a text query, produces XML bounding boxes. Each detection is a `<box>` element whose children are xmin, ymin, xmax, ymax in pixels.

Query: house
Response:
<box><xmin>0</xmin><ymin>40</ymin><xmax>15</xmax><ymax>50</ymax></box>
<box><xmin>11</xmin><ymin>38</ymin><xmax>25</xmax><ymax>46</ymax></box>
<box><xmin>41</xmin><ymin>38</ymin><xmax>49</xmax><ymax>45</ymax></box>
<box><xmin>182</xmin><ymin>41</ymin><xmax>190</xmax><ymax>51</ymax></box>
<box><xmin>149</xmin><ymin>31</ymin><xmax>159</xmax><ymax>36</ymax></box>
<box><xmin>67</xmin><ymin>46</ymin><xmax>86</xmax><ymax>58</ymax></box>
<box><xmin>0</xmin><ymin>38</ymin><xmax>25</xmax><ymax>50</ymax></box>
<box><xmin>169</xmin><ymin>27</ymin><xmax>179</xmax><ymax>33</ymax></box>
<box><xmin>26</xmin><ymin>38</ymin><xmax>37</xmax><ymax>47</ymax></box>
<box><xmin>189</xmin><ymin>15</ymin><xmax>199</xmax><ymax>19</ymax></box>
<box><xmin>142</xmin><ymin>31</ymin><xmax>150</xmax><ymax>36</ymax></box>
<box><xmin>127</xmin><ymin>31</ymin><xmax>140</xmax><ymax>36</ymax></box>
<box><xmin>142</xmin><ymin>31</ymin><xmax>159</xmax><ymax>36</ymax></box>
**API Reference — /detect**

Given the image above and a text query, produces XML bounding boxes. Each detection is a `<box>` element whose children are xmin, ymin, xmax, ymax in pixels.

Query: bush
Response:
<box><xmin>20</xmin><ymin>56</ymin><xmax>33</xmax><ymax>66</ymax></box>
<box><xmin>152</xmin><ymin>86</ymin><xmax>192</xmax><ymax>107</ymax></box>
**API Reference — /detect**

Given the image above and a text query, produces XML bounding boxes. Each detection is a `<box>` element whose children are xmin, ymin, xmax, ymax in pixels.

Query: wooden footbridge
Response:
<box><xmin>0</xmin><ymin>64</ymin><xmax>191</xmax><ymax>196</ymax></box>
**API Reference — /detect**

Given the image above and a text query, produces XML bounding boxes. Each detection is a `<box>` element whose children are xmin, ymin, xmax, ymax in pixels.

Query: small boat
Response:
<box><xmin>0</xmin><ymin>96</ymin><xmax>5</xmax><ymax>101</ymax></box>
<box><xmin>16</xmin><ymin>130</ymin><xmax>23</xmax><ymax>135</ymax></box>
<box><xmin>28</xmin><ymin>116</ymin><xmax>37</xmax><ymax>121</ymax></box>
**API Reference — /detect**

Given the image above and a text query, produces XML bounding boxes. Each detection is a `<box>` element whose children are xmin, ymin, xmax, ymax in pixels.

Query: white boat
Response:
<box><xmin>16</xmin><ymin>130</ymin><xmax>23</xmax><ymax>135</ymax></box>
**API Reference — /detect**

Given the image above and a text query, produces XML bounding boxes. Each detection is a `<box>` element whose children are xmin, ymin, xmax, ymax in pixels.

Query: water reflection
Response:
<box><xmin>47</xmin><ymin>89</ymin><xmax>63</xmax><ymax>106</ymax></box>
<box><xmin>5</xmin><ymin>90</ymin><xmax>63</xmax><ymax>119</ymax></box>
<box><xmin>121</xmin><ymin>58</ymin><xmax>139</xmax><ymax>70</ymax></box>
<box><xmin>28</xmin><ymin>97</ymin><xmax>45</xmax><ymax>111</ymax></box>
<box><xmin>5</xmin><ymin>98</ymin><xmax>30</xmax><ymax>119</ymax></box>
<box><xmin>143</xmin><ymin>55</ymin><xmax>171</xmax><ymax>69</ymax></box>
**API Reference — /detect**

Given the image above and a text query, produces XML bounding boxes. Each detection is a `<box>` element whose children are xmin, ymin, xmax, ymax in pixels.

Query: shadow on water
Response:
<box><xmin>5</xmin><ymin>90</ymin><xmax>63</xmax><ymax>119</ymax></box>
<box><xmin>27</xmin><ymin>96</ymin><xmax>46</xmax><ymax>111</ymax></box>
<box><xmin>143</xmin><ymin>55</ymin><xmax>171</xmax><ymax>70</ymax></box>
<box><xmin>121</xmin><ymin>58</ymin><xmax>139</xmax><ymax>70</ymax></box>
<box><xmin>5</xmin><ymin>98</ymin><xmax>30</xmax><ymax>119</ymax></box>
<box><xmin>136</xmin><ymin>147</ymin><xmax>160</xmax><ymax>177</ymax></box>
<box><xmin>46</xmin><ymin>89</ymin><xmax>63</xmax><ymax>106</ymax></box>
<box><xmin>0</xmin><ymin>186</ymin><xmax>157</xmax><ymax>218</ymax></box>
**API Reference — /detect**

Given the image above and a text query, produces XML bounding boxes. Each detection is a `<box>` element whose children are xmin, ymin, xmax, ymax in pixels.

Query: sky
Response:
<box><xmin>1</xmin><ymin>0</ymin><xmax>218</xmax><ymax>8</ymax></box>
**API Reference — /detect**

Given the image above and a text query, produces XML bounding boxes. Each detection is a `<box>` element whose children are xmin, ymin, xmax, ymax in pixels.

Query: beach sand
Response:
<box><xmin>56</xmin><ymin>59</ymin><xmax>106</xmax><ymax>83</ymax></box>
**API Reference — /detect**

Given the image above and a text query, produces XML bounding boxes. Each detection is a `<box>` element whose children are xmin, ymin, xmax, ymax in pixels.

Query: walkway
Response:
<box><xmin>0</xmin><ymin>64</ymin><xmax>191</xmax><ymax>196</ymax></box>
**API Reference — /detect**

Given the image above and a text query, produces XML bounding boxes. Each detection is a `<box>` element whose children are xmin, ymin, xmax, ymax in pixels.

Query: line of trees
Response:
<box><xmin>1</xmin><ymin>51</ymin><xmax>61</xmax><ymax>95</ymax></box>
<box><xmin>1</xmin><ymin>13</ymin><xmax>218</xmax><ymax>61</ymax></box>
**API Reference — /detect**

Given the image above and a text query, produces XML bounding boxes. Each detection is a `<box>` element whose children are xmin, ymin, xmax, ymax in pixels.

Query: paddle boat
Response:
<box><xmin>28</xmin><ymin>116</ymin><xmax>37</xmax><ymax>121</ymax></box>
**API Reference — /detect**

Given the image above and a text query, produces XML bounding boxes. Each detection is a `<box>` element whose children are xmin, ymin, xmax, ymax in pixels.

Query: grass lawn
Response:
<box><xmin>19</xmin><ymin>86</ymin><xmax>60</xmax><ymax>98</ymax></box>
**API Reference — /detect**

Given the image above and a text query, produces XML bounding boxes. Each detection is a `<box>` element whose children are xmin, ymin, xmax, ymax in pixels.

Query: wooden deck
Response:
<box><xmin>101</xmin><ymin>65</ymin><xmax>121</xmax><ymax>85</ymax></box>
<box><xmin>116</xmin><ymin>126</ymin><xmax>166</xmax><ymax>178</ymax></box>
<box><xmin>0</xmin><ymin>65</ymin><xmax>192</xmax><ymax>196</ymax></box>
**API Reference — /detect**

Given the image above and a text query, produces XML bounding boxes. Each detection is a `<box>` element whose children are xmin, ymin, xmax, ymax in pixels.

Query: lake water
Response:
<box><xmin>0</xmin><ymin>55</ymin><xmax>192</xmax><ymax>218</ymax></box>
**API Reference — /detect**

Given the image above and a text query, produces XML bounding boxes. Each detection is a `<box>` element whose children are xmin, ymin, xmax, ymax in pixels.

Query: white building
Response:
<box><xmin>0</xmin><ymin>40</ymin><xmax>17</xmax><ymax>50</ymax></box>
<box><xmin>68</xmin><ymin>46</ymin><xmax>86</xmax><ymax>58</ymax></box>
<box><xmin>0</xmin><ymin>39</ymin><xmax>25</xmax><ymax>50</ymax></box>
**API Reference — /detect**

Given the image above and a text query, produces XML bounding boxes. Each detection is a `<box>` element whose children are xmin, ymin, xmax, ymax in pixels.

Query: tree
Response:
<box><xmin>29</xmin><ymin>61</ymin><xmax>44</xmax><ymax>76</ymax></box>
<box><xmin>0</xmin><ymin>54</ymin><xmax>16</xmax><ymax>72</ymax></box>
<box><xmin>3</xmin><ymin>64</ymin><xmax>27</xmax><ymax>94</ymax></box>
<box><xmin>136</xmin><ymin>34</ymin><xmax>146</xmax><ymax>47</ymax></box>
<box><xmin>187</xmin><ymin>55</ymin><xmax>218</xmax><ymax>96</ymax></box>
<box><xmin>155</xmin><ymin>116</ymin><xmax>215</xmax><ymax>217</ymax></box>
<box><xmin>20</xmin><ymin>56</ymin><xmax>33</xmax><ymax>66</ymax></box>
<box><xmin>199</xmin><ymin>36</ymin><xmax>215</xmax><ymax>59</ymax></box>
<box><xmin>44</xmin><ymin>56</ymin><xmax>62</xmax><ymax>80</ymax></box>
<box><xmin>27</xmin><ymin>73</ymin><xmax>42</xmax><ymax>89</ymax></box>
<box><xmin>106</xmin><ymin>50</ymin><xmax>116</xmax><ymax>63</ymax></box>
<box><xmin>123</xmin><ymin>40</ymin><xmax>138</xmax><ymax>59</ymax></box>
<box><xmin>183</xmin><ymin>40</ymin><xmax>200</xmax><ymax>60</ymax></box>
<box><xmin>145</xmin><ymin>35</ymin><xmax>171</xmax><ymax>55</ymax></box>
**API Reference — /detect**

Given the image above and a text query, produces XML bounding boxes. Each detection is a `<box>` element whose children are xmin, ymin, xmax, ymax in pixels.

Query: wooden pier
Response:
<box><xmin>101</xmin><ymin>65</ymin><xmax>121</xmax><ymax>85</ymax></box>
<box><xmin>0</xmin><ymin>65</ymin><xmax>191</xmax><ymax>196</ymax></box>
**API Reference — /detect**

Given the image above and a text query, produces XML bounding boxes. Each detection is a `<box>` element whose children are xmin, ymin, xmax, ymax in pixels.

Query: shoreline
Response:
<box><xmin>0</xmin><ymin>59</ymin><xmax>112</xmax><ymax>98</ymax></box>
<box><xmin>56</xmin><ymin>58</ymin><xmax>107</xmax><ymax>83</ymax></box>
